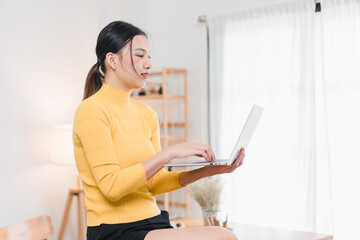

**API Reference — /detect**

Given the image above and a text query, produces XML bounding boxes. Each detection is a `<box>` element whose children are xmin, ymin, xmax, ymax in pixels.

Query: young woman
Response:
<box><xmin>73</xmin><ymin>21</ymin><xmax>245</xmax><ymax>240</ymax></box>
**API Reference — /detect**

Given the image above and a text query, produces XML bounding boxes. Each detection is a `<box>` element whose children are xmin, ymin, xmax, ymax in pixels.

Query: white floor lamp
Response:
<box><xmin>51</xmin><ymin>125</ymin><xmax>86</xmax><ymax>240</ymax></box>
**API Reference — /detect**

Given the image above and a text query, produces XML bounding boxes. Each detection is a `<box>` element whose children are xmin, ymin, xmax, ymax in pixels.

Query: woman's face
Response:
<box><xmin>113</xmin><ymin>35</ymin><xmax>152</xmax><ymax>90</ymax></box>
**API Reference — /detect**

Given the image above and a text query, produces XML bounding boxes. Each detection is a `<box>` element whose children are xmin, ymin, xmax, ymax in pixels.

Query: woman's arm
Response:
<box><xmin>179</xmin><ymin>148</ymin><xmax>245</xmax><ymax>187</ymax></box>
<box><xmin>142</xmin><ymin>149</ymin><xmax>172</xmax><ymax>180</ymax></box>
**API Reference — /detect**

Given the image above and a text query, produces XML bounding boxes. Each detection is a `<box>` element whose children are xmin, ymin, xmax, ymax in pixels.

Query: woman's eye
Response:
<box><xmin>136</xmin><ymin>54</ymin><xmax>151</xmax><ymax>59</ymax></box>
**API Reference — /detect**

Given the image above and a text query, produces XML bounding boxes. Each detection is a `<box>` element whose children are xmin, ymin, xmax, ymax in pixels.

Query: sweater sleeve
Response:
<box><xmin>73</xmin><ymin>102</ymin><xmax>147</xmax><ymax>202</ymax></box>
<box><xmin>146</xmin><ymin>109</ymin><xmax>183</xmax><ymax>196</ymax></box>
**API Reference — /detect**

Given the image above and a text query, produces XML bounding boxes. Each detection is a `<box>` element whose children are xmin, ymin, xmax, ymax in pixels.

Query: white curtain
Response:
<box><xmin>319</xmin><ymin>0</ymin><xmax>360</xmax><ymax>238</ymax></box>
<box><xmin>208</xmin><ymin>0</ymin><xmax>360</xmax><ymax>237</ymax></box>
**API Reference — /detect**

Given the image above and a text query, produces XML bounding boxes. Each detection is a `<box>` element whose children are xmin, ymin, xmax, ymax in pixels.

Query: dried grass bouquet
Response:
<box><xmin>189</xmin><ymin>176</ymin><xmax>223</xmax><ymax>211</ymax></box>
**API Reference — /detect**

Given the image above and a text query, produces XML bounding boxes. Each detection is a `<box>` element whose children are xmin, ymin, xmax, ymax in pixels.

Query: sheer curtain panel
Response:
<box><xmin>320</xmin><ymin>0</ymin><xmax>360</xmax><ymax>239</ymax></box>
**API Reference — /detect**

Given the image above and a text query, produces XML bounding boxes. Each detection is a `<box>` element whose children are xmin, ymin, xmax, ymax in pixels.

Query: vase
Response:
<box><xmin>202</xmin><ymin>209</ymin><xmax>221</xmax><ymax>226</ymax></box>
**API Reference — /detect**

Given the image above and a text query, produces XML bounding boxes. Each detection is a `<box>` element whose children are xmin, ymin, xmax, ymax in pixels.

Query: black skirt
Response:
<box><xmin>87</xmin><ymin>211</ymin><xmax>174</xmax><ymax>240</ymax></box>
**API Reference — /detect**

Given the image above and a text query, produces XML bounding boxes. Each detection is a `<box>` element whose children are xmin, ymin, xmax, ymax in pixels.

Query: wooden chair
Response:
<box><xmin>0</xmin><ymin>215</ymin><xmax>54</xmax><ymax>240</ymax></box>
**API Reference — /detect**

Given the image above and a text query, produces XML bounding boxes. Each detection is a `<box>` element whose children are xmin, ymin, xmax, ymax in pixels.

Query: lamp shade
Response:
<box><xmin>51</xmin><ymin>124</ymin><xmax>75</xmax><ymax>166</ymax></box>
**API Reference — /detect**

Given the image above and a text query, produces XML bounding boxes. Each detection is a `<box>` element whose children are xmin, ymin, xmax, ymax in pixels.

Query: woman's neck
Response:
<box><xmin>104</xmin><ymin>73</ymin><xmax>131</xmax><ymax>92</ymax></box>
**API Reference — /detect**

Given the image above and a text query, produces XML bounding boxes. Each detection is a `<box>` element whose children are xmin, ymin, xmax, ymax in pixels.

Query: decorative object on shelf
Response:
<box><xmin>138</xmin><ymin>87</ymin><xmax>147</xmax><ymax>96</ymax></box>
<box><xmin>146</xmin><ymin>81</ymin><xmax>162</xmax><ymax>95</ymax></box>
<box><xmin>131</xmin><ymin>81</ymin><xmax>162</xmax><ymax>97</ymax></box>
<box><xmin>189</xmin><ymin>176</ymin><xmax>224</xmax><ymax>226</ymax></box>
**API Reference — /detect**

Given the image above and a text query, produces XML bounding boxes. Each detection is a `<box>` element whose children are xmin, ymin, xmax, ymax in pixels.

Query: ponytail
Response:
<box><xmin>83</xmin><ymin>62</ymin><xmax>104</xmax><ymax>100</ymax></box>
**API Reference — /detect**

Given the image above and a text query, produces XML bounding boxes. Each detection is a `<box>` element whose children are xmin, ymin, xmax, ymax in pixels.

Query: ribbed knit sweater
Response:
<box><xmin>72</xmin><ymin>83</ymin><xmax>183</xmax><ymax>226</ymax></box>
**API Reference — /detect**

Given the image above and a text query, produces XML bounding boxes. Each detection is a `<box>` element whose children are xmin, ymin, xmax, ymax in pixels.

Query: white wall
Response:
<box><xmin>0</xmin><ymin>0</ymin><xmax>98</xmax><ymax>239</ymax></box>
<box><xmin>0</xmin><ymin>0</ymin><xmax>295</xmax><ymax>238</ymax></box>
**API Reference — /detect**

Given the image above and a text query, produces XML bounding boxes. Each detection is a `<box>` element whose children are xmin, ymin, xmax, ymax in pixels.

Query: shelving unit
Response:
<box><xmin>132</xmin><ymin>67</ymin><xmax>190</xmax><ymax>220</ymax></box>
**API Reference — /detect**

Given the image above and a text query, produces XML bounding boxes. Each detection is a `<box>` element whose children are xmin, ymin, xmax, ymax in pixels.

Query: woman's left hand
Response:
<box><xmin>205</xmin><ymin>147</ymin><xmax>245</xmax><ymax>175</ymax></box>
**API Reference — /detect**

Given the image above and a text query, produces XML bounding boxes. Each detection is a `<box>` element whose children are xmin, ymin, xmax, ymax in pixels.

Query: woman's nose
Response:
<box><xmin>144</xmin><ymin>58</ymin><xmax>152</xmax><ymax>69</ymax></box>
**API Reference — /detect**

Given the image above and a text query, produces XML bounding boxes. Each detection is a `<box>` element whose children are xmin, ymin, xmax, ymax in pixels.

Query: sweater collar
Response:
<box><xmin>100</xmin><ymin>83</ymin><xmax>131</xmax><ymax>104</ymax></box>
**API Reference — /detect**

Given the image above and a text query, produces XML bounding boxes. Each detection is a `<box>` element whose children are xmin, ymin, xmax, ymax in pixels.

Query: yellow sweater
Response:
<box><xmin>73</xmin><ymin>83</ymin><xmax>183</xmax><ymax>226</ymax></box>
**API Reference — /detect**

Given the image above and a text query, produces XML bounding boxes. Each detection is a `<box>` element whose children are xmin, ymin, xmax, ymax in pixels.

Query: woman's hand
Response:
<box><xmin>178</xmin><ymin>147</ymin><xmax>245</xmax><ymax>187</ymax></box>
<box><xmin>205</xmin><ymin>147</ymin><xmax>245</xmax><ymax>176</ymax></box>
<box><xmin>165</xmin><ymin>141</ymin><xmax>216</xmax><ymax>163</ymax></box>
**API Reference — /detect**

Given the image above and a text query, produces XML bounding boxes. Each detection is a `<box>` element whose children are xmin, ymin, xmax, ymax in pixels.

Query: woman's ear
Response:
<box><xmin>105</xmin><ymin>52</ymin><xmax>117</xmax><ymax>70</ymax></box>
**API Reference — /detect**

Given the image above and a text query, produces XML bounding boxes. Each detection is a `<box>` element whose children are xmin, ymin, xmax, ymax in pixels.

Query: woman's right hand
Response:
<box><xmin>164</xmin><ymin>141</ymin><xmax>216</xmax><ymax>163</ymax></box>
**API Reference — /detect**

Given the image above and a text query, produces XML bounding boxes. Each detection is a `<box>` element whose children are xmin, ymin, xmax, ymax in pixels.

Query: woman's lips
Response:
<box><xmin>141</xmin><ymin>73</ymin><xmax>148</xmax><ymax>79</ymax></box>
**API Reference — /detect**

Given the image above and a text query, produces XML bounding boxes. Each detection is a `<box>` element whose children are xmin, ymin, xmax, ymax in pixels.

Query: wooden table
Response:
<box><xmin>181</xmin><ymin>219</ymin><xmax>333</xmax><ymax>240</ymax></box>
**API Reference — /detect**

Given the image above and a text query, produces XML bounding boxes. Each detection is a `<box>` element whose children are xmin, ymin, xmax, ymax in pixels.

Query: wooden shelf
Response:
<box><xmin>149</xmin><ymin>71</ymin><xmax>163</xmax><ymax>75</ymax></box>
<box><xmin>131</xmin><ymin>67</ymin><xmax>190</xmax><ymax>220</ymax></box>
<box><xmin>156</xmin><ymin>200</ymin><xmax>187</xmax><ymax>208</ymax></box>
<box><xmin>160</xmin><ymin>122</ymin><xmax>186</xmax><ymax>128</ymax></box>
<box><xmin>161</xmin><ymin>136</ymin><xmax>187</xmax><ymax>141</ymax></box>
<box><xmin>149</xmin><ymin>68</ymin><xmax>187</xmax><ymax>75</ymax></box>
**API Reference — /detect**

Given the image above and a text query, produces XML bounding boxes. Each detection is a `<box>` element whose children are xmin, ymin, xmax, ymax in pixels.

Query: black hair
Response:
<box><xmin>83</xmin><ymin>21</ymin><xmax>146</xmax><ymax>100</ymax></box>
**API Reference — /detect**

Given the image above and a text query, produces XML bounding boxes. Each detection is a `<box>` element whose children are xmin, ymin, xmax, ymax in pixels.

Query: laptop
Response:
<box><xmin>164</xmin><ymin>104</ymin><xmax>264</xmax><ymax>167</ymax></box>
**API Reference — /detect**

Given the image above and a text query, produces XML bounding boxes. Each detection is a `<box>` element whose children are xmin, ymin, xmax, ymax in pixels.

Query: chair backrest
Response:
<box><xmin>0</xmin><ymin>215</ymin><xmax>54</xmax><ymax>240</ymax></box>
